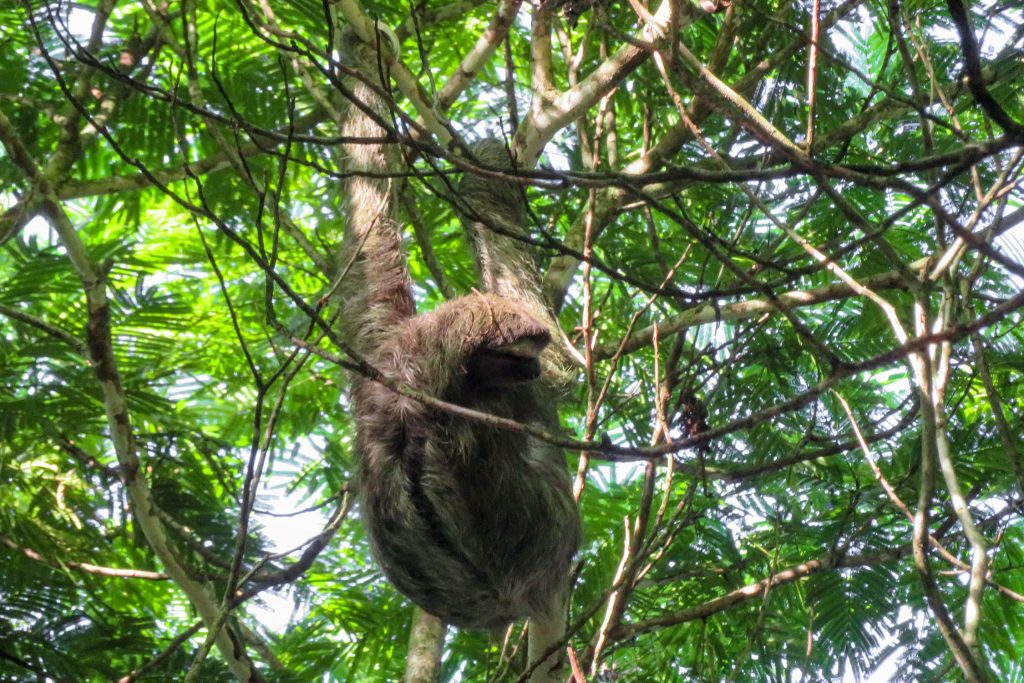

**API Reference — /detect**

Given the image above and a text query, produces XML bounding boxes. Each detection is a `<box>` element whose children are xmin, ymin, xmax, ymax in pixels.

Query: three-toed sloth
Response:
<box><xmin>338</xmin><ymin>29</ymin><xmax>580</xmax><ymax>631</ymax></box>
<box><xmin>353</xmin><ymin>293</ymin><xmax>580</xmax><ymax>628</ymax></box>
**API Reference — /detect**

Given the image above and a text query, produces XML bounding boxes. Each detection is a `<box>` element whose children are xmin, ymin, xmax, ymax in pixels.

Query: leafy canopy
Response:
<box><xmin>0</xmin><ymin>0</ymin><xmax>1023</xmax><ymax>681</ymax></box>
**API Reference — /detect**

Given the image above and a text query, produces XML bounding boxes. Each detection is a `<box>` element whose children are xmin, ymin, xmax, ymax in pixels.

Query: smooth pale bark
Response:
<box><xmin>404</xmin><ymin>609</ymin><xmax>446</xmax><ymax>683</ymax></box>
<box><xmin>528</xmin><ymin>608</ymin><xmax>567</xmax><ymax>683</ymax></box>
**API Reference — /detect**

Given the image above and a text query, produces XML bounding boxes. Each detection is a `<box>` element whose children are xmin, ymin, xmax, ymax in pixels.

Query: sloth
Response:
<box><xmin>352</xmin><ymin>294</ymin><xmax>579</xmax><ymax>628</ymax></box>
<box><xmin>337</xmin><ymin>30</ymin><xmax>580</xmax><ymax>631</ymax></box>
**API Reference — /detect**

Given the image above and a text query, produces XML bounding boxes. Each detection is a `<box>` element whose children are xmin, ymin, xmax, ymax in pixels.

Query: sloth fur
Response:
<box><xmin>338</xmin><ymin>31</ymin><xmax>580</xmax><ymax>629</ymax></box>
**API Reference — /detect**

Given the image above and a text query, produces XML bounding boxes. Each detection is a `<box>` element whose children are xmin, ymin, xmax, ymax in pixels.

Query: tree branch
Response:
<box><xmin>0</xmin><ymin>535</ymin><xmax>168</xmax><ymax>580</ymax></box>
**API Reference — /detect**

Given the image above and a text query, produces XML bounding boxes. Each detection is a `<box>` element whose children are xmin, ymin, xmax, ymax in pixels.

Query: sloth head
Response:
<box><xmin>460</xmin><ymin>295</ymin><xmax>550</xmax><ymax>388</ymax></box>
<box><xmin>390</xmin><ymin>293</ymin><xmax>554</xmax><ymax>400</ymax></box>
<box><xmin>408</xmin><ymin>294</ymin><xmax>551</xmax><ymax>391</ymax></box>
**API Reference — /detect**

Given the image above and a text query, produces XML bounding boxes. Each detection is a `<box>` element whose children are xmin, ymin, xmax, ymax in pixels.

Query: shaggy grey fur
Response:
<box><xmin>338</xmin><ymin>32</ymin><xmax>580</xmax><ymax>629</ymax></box>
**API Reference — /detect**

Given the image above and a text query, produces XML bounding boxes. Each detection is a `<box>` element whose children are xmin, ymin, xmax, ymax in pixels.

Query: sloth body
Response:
<box><xmin>353</xmin><ymin>294</ymin><xmax>580</xmax><ymax>629</ymax></box>
<box><xmin>339</xmin><ymin>30</ymin><xmax>579</xmax><ymax>635</ymax></box>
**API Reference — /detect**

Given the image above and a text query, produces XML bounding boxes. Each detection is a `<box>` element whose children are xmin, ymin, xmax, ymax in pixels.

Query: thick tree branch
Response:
<box><xmin>49</xmin><ymin>194</ymin><xmax>262</xmax><ymax>680</ymax></box>
<box><xmin>2</xmin><ymin>32</ymin><xmax>263</xmax><ymax>674</ymax></box>
<box><xmin>513</xmin><ymin>0</ymin><xmax>685</xmax><ymax>166</ymax></box>
<box><xmin>403</xmin><ymin>609</ymin><xmax>446</xmax><ymax>683</ymax></box>
<box><xmin>435</xmin><ymin>0</ymin><xmax>523</xmax><ymax>112</ymax></box>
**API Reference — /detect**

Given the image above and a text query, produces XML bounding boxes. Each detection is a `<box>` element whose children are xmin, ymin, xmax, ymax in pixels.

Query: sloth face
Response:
<box><xmin>465</xmin><ymin>331</ymin><xmax>549</xmax><ymax>386</ymax></box>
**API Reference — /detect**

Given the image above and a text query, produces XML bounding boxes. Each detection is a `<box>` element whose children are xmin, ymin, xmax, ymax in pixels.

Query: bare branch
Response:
<box><xmin>0</xmin><ymin>536</ymin><xmax>168</xmax><ymax>580</ymax></box>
